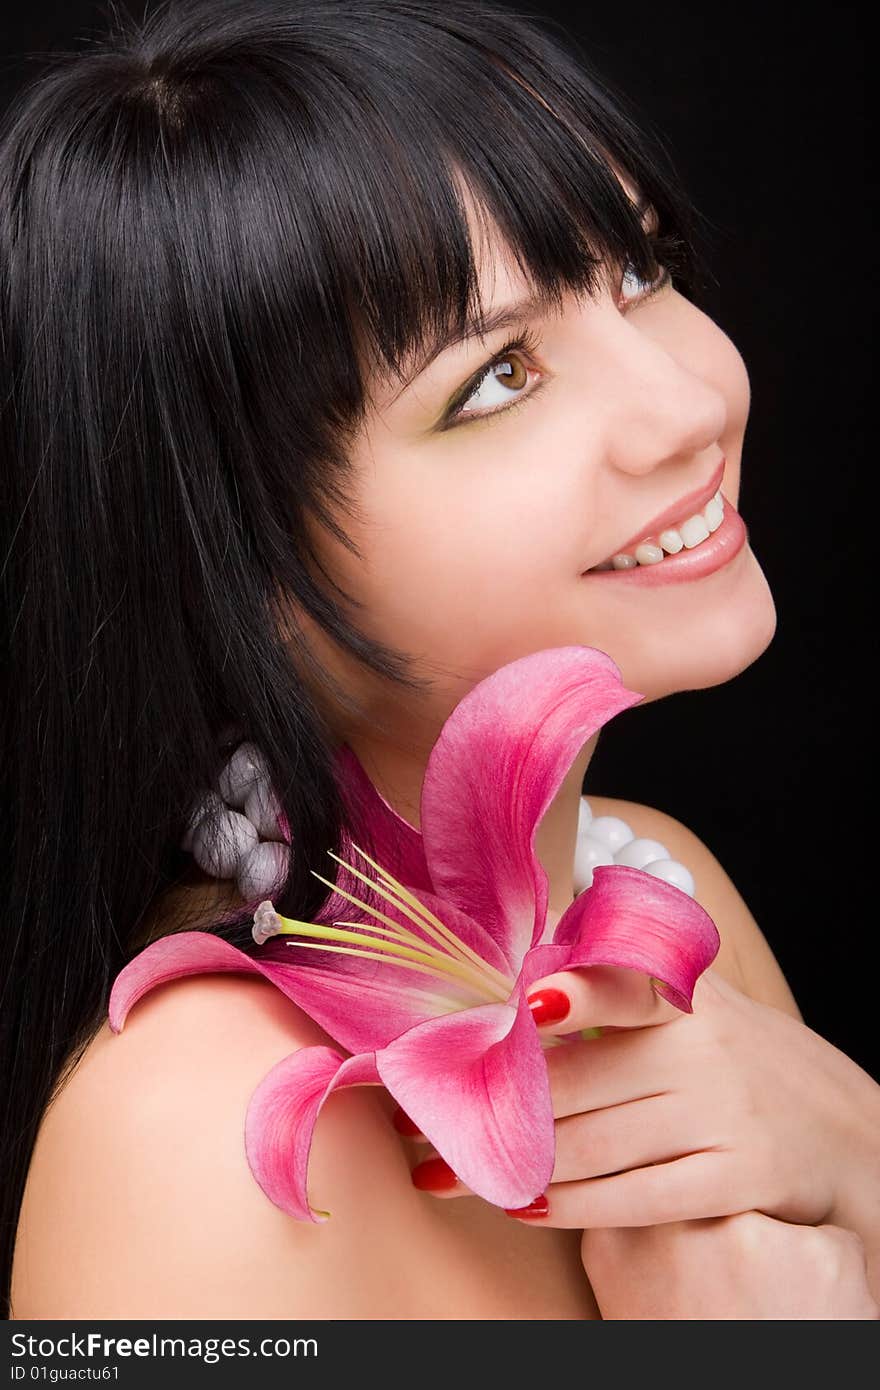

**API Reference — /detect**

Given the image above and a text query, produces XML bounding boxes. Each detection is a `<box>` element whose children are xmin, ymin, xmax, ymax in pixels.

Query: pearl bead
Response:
<box><xmin>614</xmin><ymin>836</ymin><xmax>671</xmax><ymax>870</ymax></box>
<box><xmin>643</xmin><ymin>858</ymin><xmax>696</xmax><ymax>898</ymax></box>
<box><xmin>181</xmin><ymin>789</ymin><xmax>224</xmax><ymax>853</ymax></box>
<box><xmin>586</xmin><ymin>815</ymin><xmax>635</xmax><ymax>854</ymax></box>
<box><xmin>573</xmin><ymin>833</ymin><xmax>615</xmax><ymax>892</ymax></box>
<box><xmin>217</xmin><ymin>741</ymin><xmax>271</xmax><ymax>810</ymax></box>
<box><xmin>577</xmin><ymin>796</ymin><xmax>593</xmax><ymax>835</ymax></box>
<box><xmin>191</xmin><ymin>806</ymin><xmax>258</xmax><ymax>879</ymax></box>
<box><xmin>244</xmin><ymin>779</ymin><xmax>285</xmax><ymax>841</ymax></box>
<box><xmin>237</xmin><ymin>840</ymin><xmax>290</xmax><ymax>902</ymax></box>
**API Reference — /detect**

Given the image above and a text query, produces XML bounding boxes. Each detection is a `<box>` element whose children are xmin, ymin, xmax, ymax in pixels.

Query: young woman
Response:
<box><xmin>3</xmin><ymin>0</ymin><xmax>878</xmax><ymax>1320</ymax></box>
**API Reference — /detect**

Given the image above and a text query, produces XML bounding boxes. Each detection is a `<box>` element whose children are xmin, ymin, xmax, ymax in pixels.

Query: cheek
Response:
<box><xmin>353</xmin><ymin>464</ymin><xmax>567</xmax><ymax>652</ymax></box>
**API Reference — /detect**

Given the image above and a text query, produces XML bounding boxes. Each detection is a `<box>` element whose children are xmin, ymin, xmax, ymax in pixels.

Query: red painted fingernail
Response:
<box><xmin>527</xmin><ymin>988</ymin><xmax>570</xmax><ymax>1025</ymax></box>
<box><xmin>504</xmin><ymin>1194</ymin><xmax>550</xmax><ymax>1219</ymax></box>
<box><xmin>411</xmin><ymin>1157</ymin><xmax>459</xmax><ymax>1191</ymax></box>
<box><xmin>392</xmin><ymin>1106</ymin><xmax>424</xmax><ymax>1137</ymax></box>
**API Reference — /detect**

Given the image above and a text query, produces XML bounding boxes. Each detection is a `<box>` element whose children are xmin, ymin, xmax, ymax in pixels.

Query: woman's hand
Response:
<box><xmin>520</xmin><ymin>964</ymin><xmax>880</xmax><ymax>1232</ymax></box>
<box><xmin>404</xmin><ymin>964</ymin><xmax>880</xmax><ymax>1247</ymax></box>
<box><xmin>580</xmin><ymin>1212</ymin><xmax>880</xmax><ymax>1320</ymax></box>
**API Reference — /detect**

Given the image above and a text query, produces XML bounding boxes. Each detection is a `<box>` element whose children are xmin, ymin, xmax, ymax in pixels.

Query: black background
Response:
<box><xmin>0</xmin><ymin>6</ymin><xmax>873</xmax><ymax>1078</ymax></box>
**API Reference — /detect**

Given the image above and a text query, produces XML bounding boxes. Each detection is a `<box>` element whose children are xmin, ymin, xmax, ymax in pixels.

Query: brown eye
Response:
<box><xmin>455</xmin><ymin>351</ymin><xmax>531</xmax><ymax>419</ymax></box>
<box><xmin>442</xmin><ymin>324</ymin><xmax>544</xmax><ymax>430</ymax></box>
<box><xmin>495</xmin><ymin>353</ymin><xmax>529</xmax><ymax>389</ymax></box>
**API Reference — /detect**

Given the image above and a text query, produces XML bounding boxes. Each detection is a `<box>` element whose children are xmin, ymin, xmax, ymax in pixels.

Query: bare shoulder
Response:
<box><xmin>11</xmin><ymin>970</ymin><xmax>412</xmax><ymax>1319</ymax></box>
<box><xmin>587</xmin><ymin>795</ymin><xmax>802</xmax><ymax>1019</ymax></box>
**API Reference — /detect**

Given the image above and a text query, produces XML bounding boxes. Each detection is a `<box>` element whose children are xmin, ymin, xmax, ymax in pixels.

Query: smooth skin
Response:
<box><xmin>12</xmin><ymin>169</ymin><xmax>880</xmax><ymax>1318</ymax></box>
<box><xmin>393</xmin><ymin>799</ymin><xmax>880</xmax><ymax>1318</ymax></box>
<box><xmin>11</xmin><ymin>799</ymin><xmax>878</xmax><ymax>1319</ymax></box>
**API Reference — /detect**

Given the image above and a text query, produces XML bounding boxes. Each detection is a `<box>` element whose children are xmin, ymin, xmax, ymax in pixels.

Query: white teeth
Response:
<box><xmin>634</xmin><ymin>542</ymin><xmax>664</xmax><ymax>566</ymax></box>
<box><xmin>704</xmin><ymin>496</ymin><xmax>723</xmax><ymax>532</ymax></box>
<box><xmin>658</xmin><ymin>528</ymin><xmax>684</xmax><ymax>554</ymax></box>
<box><xmin>588</xmin><ymin>491</ymin><xmax>725</xmax><ymax>571</ymax></box>
<box><xmin>679</xmin><ymin>513</ymin><xmax>710</xmax><ymax>548</ymax></box>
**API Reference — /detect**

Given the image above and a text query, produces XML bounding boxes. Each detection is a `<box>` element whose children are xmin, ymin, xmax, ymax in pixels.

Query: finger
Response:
<box><xmin>506</xmin><ymin>1151</ymin><xmax>746</xmax><ymax>1229</ymax></box>
<box><xmin>550</xmin><ymin>1092</ymin><xmax>700</xmax><ymax>1182</ymax></box>
<box><xmin>409</xmin><ymin>1153</ymin><xmax>471</xmax><ymax>1199</ymax></box>
<box><xmin>526</xmin><ymin>963</ymin><xmax>682</xmax><ymax>1035</ymax></box>
<box><xmin>407</xmin><ymin>1153</ymin><xmax>550</xmax><ymax>1216</ymax></box>
<box><xmin>543</xmin><ymin>1025</ymin><xmax>679</xmax><ymax>1116</ymax></box>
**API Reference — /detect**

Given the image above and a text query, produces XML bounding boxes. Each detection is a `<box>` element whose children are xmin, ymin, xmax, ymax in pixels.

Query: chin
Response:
<box><xmin>616</xmin><ymin>548</ymin><xmax>778</xmax><ymax>703</ymax></box>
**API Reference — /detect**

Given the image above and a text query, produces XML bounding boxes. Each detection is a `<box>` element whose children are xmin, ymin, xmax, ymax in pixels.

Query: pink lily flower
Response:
<box><xmin>109</xmin><ymin>646</ymin><xmax>719</xmax><ymax>1221</ymax></box>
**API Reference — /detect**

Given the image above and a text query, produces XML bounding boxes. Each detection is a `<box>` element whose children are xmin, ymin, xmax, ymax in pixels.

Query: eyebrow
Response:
<box><xmin>394</xmin><ymin>190</ymin><xmax>654</xmax><ymax>396</ymax></box>
<box><xmin>390</xmin><ymin>289</ymin><xmax>556</xmax><ymax>398</ymax></box>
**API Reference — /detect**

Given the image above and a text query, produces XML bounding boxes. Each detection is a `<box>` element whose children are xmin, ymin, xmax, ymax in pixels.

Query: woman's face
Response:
<box><xmin>303</xmin><ymin>175</ymin><xmax>775</xmax><ymax>748</ymax></box>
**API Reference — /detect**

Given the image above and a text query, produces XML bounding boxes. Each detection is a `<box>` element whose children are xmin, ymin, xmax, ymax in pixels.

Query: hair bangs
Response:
<box><xmin>274</xmin><ymin>0</ymin><xmax>713</xmax><ymax>410</ymax></box>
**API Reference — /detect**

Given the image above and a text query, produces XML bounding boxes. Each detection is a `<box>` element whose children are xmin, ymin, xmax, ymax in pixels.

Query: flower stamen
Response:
<box><xmin>255</xmin><ymin>842</ymin><xmax>520</xmax><ymax>1005</ymax></box>
<box><xmin>319</xmin><ymin>851</ymin><xmax>463</xmax><ymax>959</ymax></box>
<box><xmin>303</xmin><ymin>872</ymin><xmax>502</xmax><ymax>999</ymax></box>
<box><xmin>334</xmin><ymin>843</ymin><xmax>515</xmax><ymax>995</ymax></box>
<box><xmin>273</xmin><ymin>914</ymin><xmax>500</xmax><ymax>996</ymax></box>
<box><xmin>280</xmin><ymin>938</ymin><xmax>487</xmax><ymax>1004</ymax></box>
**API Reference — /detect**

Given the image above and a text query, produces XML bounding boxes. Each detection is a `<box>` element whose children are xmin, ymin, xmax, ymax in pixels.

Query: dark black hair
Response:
<box><xmin>0</xmin><ymin>0</ymin><xmax>714</xmax><ymax>1316</ymax></box>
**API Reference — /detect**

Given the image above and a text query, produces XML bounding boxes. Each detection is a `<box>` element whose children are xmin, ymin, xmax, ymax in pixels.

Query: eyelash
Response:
<box><xmin>442</xmin><ymin>251</ymin><xmax>672</xmax><ymax>432</ymax></box>
<box><xmin>441</xmin><ymin>324</ymin><xmax>544</xmax><ymax>433</ymax></box>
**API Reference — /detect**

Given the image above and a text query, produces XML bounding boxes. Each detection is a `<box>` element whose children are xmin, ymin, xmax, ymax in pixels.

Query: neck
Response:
<box><xmin>341</xmin><ymin>727</ymin><xmax>601</xmax><ymax>932</ymax></box>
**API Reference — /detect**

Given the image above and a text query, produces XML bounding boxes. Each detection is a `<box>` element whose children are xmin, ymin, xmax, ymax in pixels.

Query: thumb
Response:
<box><xmin>526</xmin><ymin>963</ymin><xmax>682</xmax><ymax>1034</ymax></box>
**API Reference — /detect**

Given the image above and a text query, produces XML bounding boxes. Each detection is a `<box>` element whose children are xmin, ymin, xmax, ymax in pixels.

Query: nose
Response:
<box><xmin>605</xmin><ymin>326</ymin><xmax>727</xmax><ymax>477</ymax></box>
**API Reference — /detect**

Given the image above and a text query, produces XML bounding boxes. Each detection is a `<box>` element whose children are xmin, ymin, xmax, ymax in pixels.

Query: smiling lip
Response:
<box><xmin>581</xmin><ymin>492</ymin><xmax>747</xmax><ymax>586</ymax></box>
<box><xmin>587</xmin><ymin>458</ymin><xmax>727</xmax><ymax>568</ymax></box>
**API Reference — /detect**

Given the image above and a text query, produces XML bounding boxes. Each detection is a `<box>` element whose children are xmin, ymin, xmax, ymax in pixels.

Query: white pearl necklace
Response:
<box><xmin>574</xmin><ymin>796</ymin><xmax>695</xmax><ymax>898</ymax></box>
<box><xmin>181</xmin><ymin>737</ymin><xmax>696</xmax><ymax>905</ymax></box>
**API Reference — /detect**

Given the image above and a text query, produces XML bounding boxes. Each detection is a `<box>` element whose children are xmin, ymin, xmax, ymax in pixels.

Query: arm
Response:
<box><xmin>11</xmin><ymin>974</ymin><xmax>423</xmax><ymax>1319</ymax></box>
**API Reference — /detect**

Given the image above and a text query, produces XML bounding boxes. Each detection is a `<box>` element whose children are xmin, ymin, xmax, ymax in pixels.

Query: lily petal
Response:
<box><xmin>245</xmin><ymin>1046</ymin><xmax>382</xmax><ymax>1221</ymax></box>
<box><xmin>329</xmin><ymin>743</ymin><xmax>431</xmax><ymax>898</ymax></box>
<box><xmin>109</xmin><ymin>930</ymin><xmax>476</xmax><ymax>1054</ymax></box>
<box><xmin>375</xmin><ymin>988</ymin><xmax>555</xmax><ymax>1210</ymax></box>
<box><xmin>517</xmin><ymin>863</ymin><xmax>720</xmax><ymax>1013</ymax></box>
<box><xmin>108</xmin><ymin>931</ymin><xmax>269</xmax><ymax>1032</ymax></box>
<box><xmin>419</xmin><ymin>647</ymin><xmax>643</xmax><ymax>973</ymax></box>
